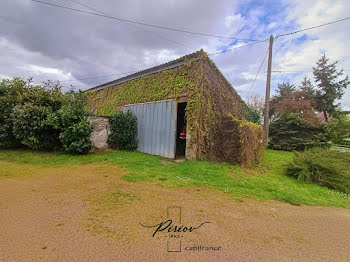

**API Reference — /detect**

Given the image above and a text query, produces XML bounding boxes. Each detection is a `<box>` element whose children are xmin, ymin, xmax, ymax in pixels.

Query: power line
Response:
<box><xmin>7</xmin><ymin>41</ymin><xmax>270</xmax><ymax>83</ymax></box>
<box><xmin>208</xmin><ymin>38</ymin><xmax>269</xmax><ymax>56</ymax></box>
<box><xmin>276</xmin><ymin>16</ymin><xmax>350</xmax><ymax>38</ymax></box>
<box><xmin>24</xmin><ymin>42</ymin><xmax>270</xmax><ymax>84</ymax></box>
<box><xmin>68</xmin><ymin>0</ymin><xmax>192</xmax><ymax>49</ymax></box>
<box><xmin>15</xmin><ymin>3</ymin><xmax>350</xmax><ymax>86</ymax></box>
<box><xmin>32</xmin><ymin>0</ymin><xmax>259</xmax><ymax>41</ymax></box>
<box><xmin>248</xmin><ymin>45</ymin><xmax>269</xmax><ymax>97</ymax></box>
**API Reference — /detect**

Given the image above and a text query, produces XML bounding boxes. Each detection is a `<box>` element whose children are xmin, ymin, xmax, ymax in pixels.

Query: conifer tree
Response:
<box><xmin>313</xmin><ymin>54</ymin><xmax>349</xmax><ymax>121</ymax></box>
<box><xmin>299</xmin><ymin>75</ymin><xmax>315</xmax><ymax>100</ymax></box>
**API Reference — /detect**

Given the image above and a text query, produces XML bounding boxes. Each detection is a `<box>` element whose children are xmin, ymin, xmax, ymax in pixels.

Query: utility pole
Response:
<box><xmin>264</xmin><ymin>35</ymin><xmax>274</xmax><ymax>148</ymax></box>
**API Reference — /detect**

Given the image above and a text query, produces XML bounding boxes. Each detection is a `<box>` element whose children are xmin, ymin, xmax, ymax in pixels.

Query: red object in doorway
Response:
<box><xmin>179</xmin><ymin>128</ymin><xmax>186</xmax><ymax>140</ymax></box>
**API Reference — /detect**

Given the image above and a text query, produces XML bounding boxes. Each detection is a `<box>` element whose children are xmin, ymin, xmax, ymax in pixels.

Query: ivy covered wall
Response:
<box><xmin>87</xmin><ymin>58</ymin><xmax>198</xmax><ymax>116</ymax></box>
<box><xmin>87</xmin><ymin>50</ymin><xmax>262</xmax><ymax>165</ymax></box>
<box><xmin>186</xmin><ymin>53</ymin><xmax>252</xmax><ymax>162</ymax></box>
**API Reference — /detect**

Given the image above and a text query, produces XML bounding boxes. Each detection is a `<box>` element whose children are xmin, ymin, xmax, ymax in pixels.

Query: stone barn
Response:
<box><xmin>87</xmin><ymin>50</ymin><xmax>263</xmax><ymax>165</ymax></box>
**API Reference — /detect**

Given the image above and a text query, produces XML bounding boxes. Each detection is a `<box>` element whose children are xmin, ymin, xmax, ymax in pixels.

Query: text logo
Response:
<box><xmin>139</xmin><ymin>206</ymin><xmax>210</xmax><ymax>252</ymax></box>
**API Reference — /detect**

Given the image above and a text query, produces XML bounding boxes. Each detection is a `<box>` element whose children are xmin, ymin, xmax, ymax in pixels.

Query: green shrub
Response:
<box><xmin>0</xmin><ymin>78</ymin><xmax>92</xmax><ymax>154</ymax></box>
<box><xmin>336</xmin><ymin>139</ymin><xmax>350</xmax><ymax>148</ymax></box>
<box><xmin>59</xmin><ymin>120</ymin><xmax>92</xmax><ymax>154</ymax></box>
<box><xmin>323</xmin><ymin>114</ymin><xmax>350</xmax><ymax>144</ymax></box>
<box><xmin>11</xmin><ymin>103</ymin><xmax>61</xmax><ymax>150</ymax></box>
<box><xmin>3</xmin><ymin>80</ymin><xmax>63</xmax><ymax>150</ymax></box>
<box><xmin>108</xmin><ymin>111</ymin><xmax>138</xmax><ymax>151</ymax></box>
<box><xmin>285</xmin><ymin>148</ymin><xmax>350</xmax><ymax>194</ymax></box>
<box><xmin>58</xmin><ymin>91</ymin><xmax>92</xmax><ymax>154</ymax></box>
<box><xmin>269</xmin><ymin>113</ymin><xmax>329</xmax><ymax>151</ymax></box>
<box><xmin>59</xmin><ymin>91</ymin><xmax>88</xmax><ymax>127</ymax></box>
<box><xmin>0</xmin><ymin>78</ymin><xmax>27</xmax><ymax>147</ymax></box>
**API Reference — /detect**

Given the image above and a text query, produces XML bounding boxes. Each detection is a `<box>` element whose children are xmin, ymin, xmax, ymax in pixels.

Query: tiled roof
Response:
<box><xmin>87</xmin><ymin>49</ymin><xmax>204</xmax><ymax>92</ymax></box>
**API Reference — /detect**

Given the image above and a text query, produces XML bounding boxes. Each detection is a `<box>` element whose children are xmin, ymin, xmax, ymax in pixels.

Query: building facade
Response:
<box><xmin>87</xmin><ymin>50</ymin><xmax>263</xmax><ymax>165</ymax></box>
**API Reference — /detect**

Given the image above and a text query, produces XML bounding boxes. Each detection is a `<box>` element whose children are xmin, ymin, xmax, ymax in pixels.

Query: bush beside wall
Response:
<box><xmin>58</xmin><ymin>91</ymin><xmax>92</xmax><ymax>154</ymax></box>
<box><xmin>108</xmin><ymin>111</ymin><xmax>138</xmax><ymax>151</ymax></box>
<box><xmin>59</xmin><ymin>121</ymin><xmax>92</xmax><ymax>154</ymax></box>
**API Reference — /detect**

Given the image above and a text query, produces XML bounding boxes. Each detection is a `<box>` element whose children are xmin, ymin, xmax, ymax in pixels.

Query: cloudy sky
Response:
<box><xmin>1</xmin><ymin>0</ymin><xmax>350</xmax><ymax>109</ymax></box>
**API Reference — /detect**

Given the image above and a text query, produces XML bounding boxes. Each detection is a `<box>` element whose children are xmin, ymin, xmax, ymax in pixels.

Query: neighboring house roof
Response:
<box><xmin>87</xmin><ymin>50</ymin><xmax>204</xmax><ymax>92</ymax></box>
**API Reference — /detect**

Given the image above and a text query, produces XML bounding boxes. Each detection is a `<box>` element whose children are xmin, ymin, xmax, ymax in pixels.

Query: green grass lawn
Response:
<box><xmin>0</xmin><ymin>149</ymin><xmax>349</xmax><ymax>207</ymax></box>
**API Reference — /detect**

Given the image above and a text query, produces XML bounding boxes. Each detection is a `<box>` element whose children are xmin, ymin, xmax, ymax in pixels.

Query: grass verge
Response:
<box><xmin>0</xmin><ymin>149</ymin><xmax>349</xmax><ymax>207</ymax></box>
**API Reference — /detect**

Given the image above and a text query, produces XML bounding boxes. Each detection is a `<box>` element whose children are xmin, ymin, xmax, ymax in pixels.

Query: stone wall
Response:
<box><xmin>88</xmin><ymin>116</ymin><xmax>110</xmax><ymax>150</ymax></box>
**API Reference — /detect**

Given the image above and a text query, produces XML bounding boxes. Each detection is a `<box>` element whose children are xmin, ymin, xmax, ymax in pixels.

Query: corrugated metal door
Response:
<box><xmin>123</xmin><ymin>99</ymin><xmax>177</xmax><ymax>158</ymax></box>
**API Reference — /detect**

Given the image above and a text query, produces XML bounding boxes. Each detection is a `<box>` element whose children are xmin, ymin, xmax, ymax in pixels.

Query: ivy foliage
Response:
<box><xmin>88</xmin><ymin>50</ymin><xmax>254</xmax><ymax>164</ymax></box>
<box><xmin>88</xmin><ymin>67</ymin><xmax>194</xmax><ymax>116</ymax></box>
<box><xmin>108</xmin><ymin>111</ymin><xmax>138</xmax><ymax>151</ymax></box>
<box><xmin>0</xmin><ymin>78</ymin><xmax>92</xmax><ymax>154</ymax></box>
<box><xmin>229</xmin><ymin>115</ymin><xmax>264</xmax><ymax>166</ymax></box>
<box><xmin>237</xmin><ymin>119</ymin><xmax>264</xmax><ymax>166</ymax></box>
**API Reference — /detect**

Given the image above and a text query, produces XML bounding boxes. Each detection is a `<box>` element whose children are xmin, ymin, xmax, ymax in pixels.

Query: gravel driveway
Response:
<box><xmin>1</xmin><ymin>162</ymin><xmax>349</xmax><ymax>262</ymax></box>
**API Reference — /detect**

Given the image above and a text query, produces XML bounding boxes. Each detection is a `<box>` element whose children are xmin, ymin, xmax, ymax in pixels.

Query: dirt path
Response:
<box><xmin>0</xmin><ymin>162</ymin><xmax>350</xmax><ymax>262</ymax></box>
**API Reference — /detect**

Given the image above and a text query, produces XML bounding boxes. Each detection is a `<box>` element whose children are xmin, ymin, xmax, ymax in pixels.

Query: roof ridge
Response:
<box><xmin>87</xmin><ymin>49</ymin><xmax>205</xmax><ymax>92</ymax></box>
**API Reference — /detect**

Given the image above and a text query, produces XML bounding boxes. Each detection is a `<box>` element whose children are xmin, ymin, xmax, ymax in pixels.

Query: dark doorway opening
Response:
<box><xmin>176</xmin><ymin>102</ymin><xmax>187</xmax><ymax>158</ymax></box>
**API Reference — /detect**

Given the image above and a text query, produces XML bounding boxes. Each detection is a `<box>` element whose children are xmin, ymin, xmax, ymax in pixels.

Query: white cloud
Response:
<box><xmin>25</xmin><ymin>65</ymin><xmax>72</xmax><ymax>79</ymax></box>
<box><xmin>224</xmin><ymin>14</ymin><xmax>242</xmax><ymax>28</ymax></box>
<box><xmin>270</xmin><ymin>0</ymin><xmax>350</xmax><ymax>109</ymax></box>
<box><xmin>0</xmin><ymin>0</ymin><xmax>349</xmax><ymax>109</ymax></box>
<box><xmin>267</xmin><ymin>22</ymin><xmax>277</xmax><ymax>29</ymax></box>
<box><xmin>143</xmin><ymin>49</ymin><xmax>179</xmax><ymax>67</ymax></box>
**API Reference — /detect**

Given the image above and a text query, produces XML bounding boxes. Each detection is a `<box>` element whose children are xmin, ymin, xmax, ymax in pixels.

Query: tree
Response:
<box><xmin>271</xmin><ymin>90</ymin><xmax>320</xmax><ymax>127</ymax></box>
<box><xmin>269</xmin><ymin>113</ymin><xmax>327</xmax><ymax>151</ymax></box>
<box><xmin>270</xmin><ymin>82</ymin><xmax>296</xmax><ymax>117</ymax></box>
<box><xmin>247</xmin><ymin>94</ymin><xmax>265</xmax><ymax>114</ymax></box>
<box><xmin>313</xmin><ymin>54</ymin><xmax>350</xmax><ymax>121</ymax></box>
<box><xmin>274</xmin><ymin>82</ymin><xmax>296</xmax><ymax>98</ymax></box>
<box><xmin>299</xmin><ymin>75</ymin><xmax>315</xmax><ymax>100</ymax></box>
<box><xmin>246</xmin><ymin>95</ymin><xmax>264</xmax><ymax>124</ymax></box>
<box><xmin>269</xmin><ymin>80</ymin><xmax>320</xmax><ymax>126</ymax></box>
<box><xmin>323</xmin><ymin>112</ymin><xmax>350</xmax><ymax>144</ymax></box>
<box><xmin>245</xmin><ymin>106</ymin><xmax>261</xmax><ymax>124</ymax></box>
